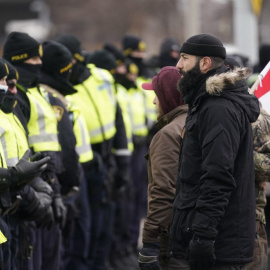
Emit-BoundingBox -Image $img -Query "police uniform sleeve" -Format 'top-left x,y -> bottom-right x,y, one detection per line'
112,102 -> 131,189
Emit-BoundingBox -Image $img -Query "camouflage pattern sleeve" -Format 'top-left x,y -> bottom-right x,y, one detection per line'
252,108 -> 270,183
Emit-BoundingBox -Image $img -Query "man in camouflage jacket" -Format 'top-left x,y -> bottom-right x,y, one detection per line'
247,106 -> 270,270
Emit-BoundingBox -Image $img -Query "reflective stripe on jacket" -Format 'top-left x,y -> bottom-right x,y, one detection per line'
26,87 -> 61,152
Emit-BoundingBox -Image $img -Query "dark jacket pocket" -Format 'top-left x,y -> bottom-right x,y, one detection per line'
202,124 -> 223,148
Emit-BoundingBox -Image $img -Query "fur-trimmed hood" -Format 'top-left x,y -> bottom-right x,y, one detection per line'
193,66 -> 260,123
206,67 -> 251,95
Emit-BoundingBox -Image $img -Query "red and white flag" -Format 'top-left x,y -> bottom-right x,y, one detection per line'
251,61 -> 270,114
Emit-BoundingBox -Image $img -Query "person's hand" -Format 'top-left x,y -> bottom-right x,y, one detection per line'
188,234 -> 216,270
35,205 -> 55,230
62,192 -> 80,239
53,194 -> 67,229
10,149 -> 50,189
138,243 -> 161,270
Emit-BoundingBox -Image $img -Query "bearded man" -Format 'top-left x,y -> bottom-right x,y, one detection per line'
169,34 -> 260,270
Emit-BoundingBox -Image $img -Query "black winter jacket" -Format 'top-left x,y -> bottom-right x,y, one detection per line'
170,66 -> 260,264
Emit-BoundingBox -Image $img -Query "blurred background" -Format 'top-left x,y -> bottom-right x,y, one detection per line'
0,0 -> 268,66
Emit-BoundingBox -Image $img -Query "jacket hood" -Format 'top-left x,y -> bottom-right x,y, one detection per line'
205,67 -> 260,123
155,104 -> 188,130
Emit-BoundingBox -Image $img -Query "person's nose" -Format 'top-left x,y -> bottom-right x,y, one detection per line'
176,58 -> 183,70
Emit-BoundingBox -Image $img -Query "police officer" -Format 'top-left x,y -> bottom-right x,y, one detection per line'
3,31 -> 65,270
56,34 -> 130,270
39,40 -> 93,270
88,48 -> 139,270
0,59 -> 56,270
122,34 -> 157,129
0,59 -> 51,269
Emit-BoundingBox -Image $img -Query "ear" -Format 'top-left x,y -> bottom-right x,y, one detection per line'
200,57 -> 212,73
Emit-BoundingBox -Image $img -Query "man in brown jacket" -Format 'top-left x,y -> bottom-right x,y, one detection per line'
138,66 -> 188,270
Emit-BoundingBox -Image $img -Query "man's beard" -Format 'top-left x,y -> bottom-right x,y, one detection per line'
177,60 -> 204,98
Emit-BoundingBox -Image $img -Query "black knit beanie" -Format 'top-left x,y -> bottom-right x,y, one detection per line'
42,41 -> 73,77
89,49 -> 117,73
104,43 -> 125,66
55,34 -> 85,63
3,31 -> 42,63
41,40 -> 76,95
159,37 -> 181,56
122,35 -> 146,56
0,59 -> 9,79
180,34 -> 226,59
2,59 -> 18,81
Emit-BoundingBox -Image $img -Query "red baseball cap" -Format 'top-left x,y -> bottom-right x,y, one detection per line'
142,66 -> 184,114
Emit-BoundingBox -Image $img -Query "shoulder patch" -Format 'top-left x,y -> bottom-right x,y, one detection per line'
52,105 -> 64,122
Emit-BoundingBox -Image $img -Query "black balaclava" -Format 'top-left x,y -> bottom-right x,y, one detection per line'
69,61 -> 90,85
122,34 -> 146,76
0,59 -> 16,113
15,63 -> 42,88
88,49 -> 116,74
159,37 -> 181,68
104,43 -> 125,67
116,59 -> 138,90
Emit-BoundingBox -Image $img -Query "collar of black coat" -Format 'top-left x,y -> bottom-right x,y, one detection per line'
189,66 -> 251,114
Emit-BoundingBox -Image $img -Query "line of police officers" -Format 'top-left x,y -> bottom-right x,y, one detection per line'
0,31 -> 181,270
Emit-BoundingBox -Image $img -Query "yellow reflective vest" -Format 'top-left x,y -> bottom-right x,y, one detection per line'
70,64 -> 116,144
0,143 -> 7,169
66,96 -> 94,163
25,86 -> 61,152
127,84 -> 148,137
0,110 -> 28,166
136,76 -> 157,129
116,83 -> 134,152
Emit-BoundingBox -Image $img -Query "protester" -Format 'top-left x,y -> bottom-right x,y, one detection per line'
170,33 -> 260,270
248,106 -> 270,270
225,56 -> 269,270
138,66 -> 187,270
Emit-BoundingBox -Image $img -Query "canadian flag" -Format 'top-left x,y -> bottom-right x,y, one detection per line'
251,61 -> 270,114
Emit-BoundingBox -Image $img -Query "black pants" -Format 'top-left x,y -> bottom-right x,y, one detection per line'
169,257 -> 246,270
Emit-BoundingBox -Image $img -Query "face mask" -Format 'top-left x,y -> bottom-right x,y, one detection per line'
128,56 -> 143,74
69,62 -> 88,85
114,73 -> 136,90
15,63 -> 42,88
0,91 -> 16,113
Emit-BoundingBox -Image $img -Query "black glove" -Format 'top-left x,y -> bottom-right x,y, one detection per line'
138,243 -> 161,270
36,205 -> 55,230
62,192 -> 80,240
53,194 -> 67,229
25,178 -> 53,220
19,188 -> 52,221
188,234 -> 216,270
10,149 -> 50,189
